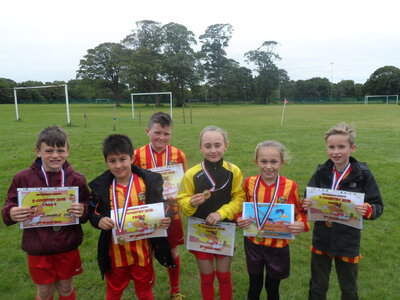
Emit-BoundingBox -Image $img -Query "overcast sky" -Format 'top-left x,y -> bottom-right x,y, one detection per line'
1,0 -> 399,84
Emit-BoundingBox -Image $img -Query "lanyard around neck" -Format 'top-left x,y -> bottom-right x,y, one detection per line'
149,144 -> 169,168
201,161 -> 232,192
41,166 -> 65,187
253,174 -> 280,231
112,175 -> 133,233
331,162 -> 351,190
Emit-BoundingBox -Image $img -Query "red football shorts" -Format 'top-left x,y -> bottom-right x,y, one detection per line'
28,249 -> 82,285
105,262 -> 155,300
167,214 -> 184,248
190,250 -> 229,261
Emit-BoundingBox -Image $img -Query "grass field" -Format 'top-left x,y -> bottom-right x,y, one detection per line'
0,103 -> 399,299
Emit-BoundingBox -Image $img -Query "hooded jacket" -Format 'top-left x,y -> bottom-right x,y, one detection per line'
2,158 -> 90,255
88,164 -> 175,278
307,157 -> 383,257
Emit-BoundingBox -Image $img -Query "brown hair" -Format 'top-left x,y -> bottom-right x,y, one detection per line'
35,126 -> 68,149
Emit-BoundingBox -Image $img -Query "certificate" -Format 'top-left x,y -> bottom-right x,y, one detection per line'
18,187 -> 79,229
306,187 -> 364,229
242,202 -> 295,240
150,164 -> 184,199
186,217 -> 236,256
111,202 -> 167,244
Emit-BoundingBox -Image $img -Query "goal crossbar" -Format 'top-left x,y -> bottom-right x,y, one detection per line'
13,84 -> 71,124
130,92 -> 172,119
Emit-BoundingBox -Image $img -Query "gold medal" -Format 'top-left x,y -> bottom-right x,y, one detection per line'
255,231 -> 264,243
117,237 -> 126,245
203,190 -> 211,199
53,226 -> 61,232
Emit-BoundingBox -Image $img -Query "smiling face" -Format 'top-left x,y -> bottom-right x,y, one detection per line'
199,131 -> 227,163
146,123 -> 172,152
106,153 -> 134,185
35,142 -> 70,172
255,146 -> 284,185
326,134 -> 356,171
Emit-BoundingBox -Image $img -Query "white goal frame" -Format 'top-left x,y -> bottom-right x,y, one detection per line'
364,94 -> 398,105
130,92 -> 172,119
95,98 -> 110,103
13,84 -> 71,124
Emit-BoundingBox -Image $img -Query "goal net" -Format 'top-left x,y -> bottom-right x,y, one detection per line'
364,95 -> 399,104
130,92 -> 173,119
13,84 -> 71,124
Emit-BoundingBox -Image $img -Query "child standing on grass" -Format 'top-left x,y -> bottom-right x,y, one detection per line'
302,122 -> 383,300
177,126 -> 245,300
88,134 -> 174,300
133,112 -> 187,300
1,126 -> 90,300
237,140 -> 309,300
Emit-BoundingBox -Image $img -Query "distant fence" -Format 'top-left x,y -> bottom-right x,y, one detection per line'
8,97 -> 400,105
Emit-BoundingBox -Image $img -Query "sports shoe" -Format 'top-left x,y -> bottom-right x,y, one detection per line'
170,292 -> 185,300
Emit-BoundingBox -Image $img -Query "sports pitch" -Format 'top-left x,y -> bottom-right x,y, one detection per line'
0,103 -> 398,299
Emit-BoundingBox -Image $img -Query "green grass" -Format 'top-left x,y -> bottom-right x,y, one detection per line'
0,103 -> 399,299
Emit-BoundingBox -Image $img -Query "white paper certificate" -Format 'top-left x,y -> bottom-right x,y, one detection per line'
186,217 -> 236,256
306,187 -> 364,229
111,202 -> 167,243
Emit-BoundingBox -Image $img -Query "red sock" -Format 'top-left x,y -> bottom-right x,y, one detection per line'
216,271 -> 232,300
59,288 -> 76,300
200,271 -> 215,300
168,256 -> 181,294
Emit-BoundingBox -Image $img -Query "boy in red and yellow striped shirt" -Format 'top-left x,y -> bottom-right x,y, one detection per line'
89,134 -> 174,300
134,112 -> 187,300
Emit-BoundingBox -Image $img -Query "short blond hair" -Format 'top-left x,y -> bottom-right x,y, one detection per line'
199,126 -> 228,146
254,140 -> 291,162
325,122 -> 356,146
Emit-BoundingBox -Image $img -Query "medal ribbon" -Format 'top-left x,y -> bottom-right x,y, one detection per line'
201,161 -> 232,192
41,166 -> 65,187
112,175 -> 134,233
331,162 -> 351,190
149,144 -> 169,168
253,174 -> 280,231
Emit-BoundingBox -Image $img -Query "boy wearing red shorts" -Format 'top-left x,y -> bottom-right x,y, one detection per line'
89,134 -> 175,300
2,126 -> 91,300
134,112 -> 187,300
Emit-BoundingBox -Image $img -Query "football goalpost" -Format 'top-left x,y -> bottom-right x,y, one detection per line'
364,95 -> 399,105
95,98 -> 110,103
130,92 -> 172,119
13,84 -> 71,124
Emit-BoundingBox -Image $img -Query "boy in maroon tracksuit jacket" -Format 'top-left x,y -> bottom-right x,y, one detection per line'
2,126 -> 91,300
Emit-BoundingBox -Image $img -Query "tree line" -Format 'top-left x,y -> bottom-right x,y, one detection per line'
1,20 -> 400,105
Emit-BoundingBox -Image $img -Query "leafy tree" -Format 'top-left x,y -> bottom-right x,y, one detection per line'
221,60 -> 254,102
122,20 -> 164,105
288,77 -> 330,100
334,80 -> 362,98
364,66 -> 400,96
278,69 -> 291,100
199,23 -> 234,105
0,78 -> 16,103
160,22 -> 198,106
245,41 -> 281,104
77,42 -> 128,106
67,79 -> 113,101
